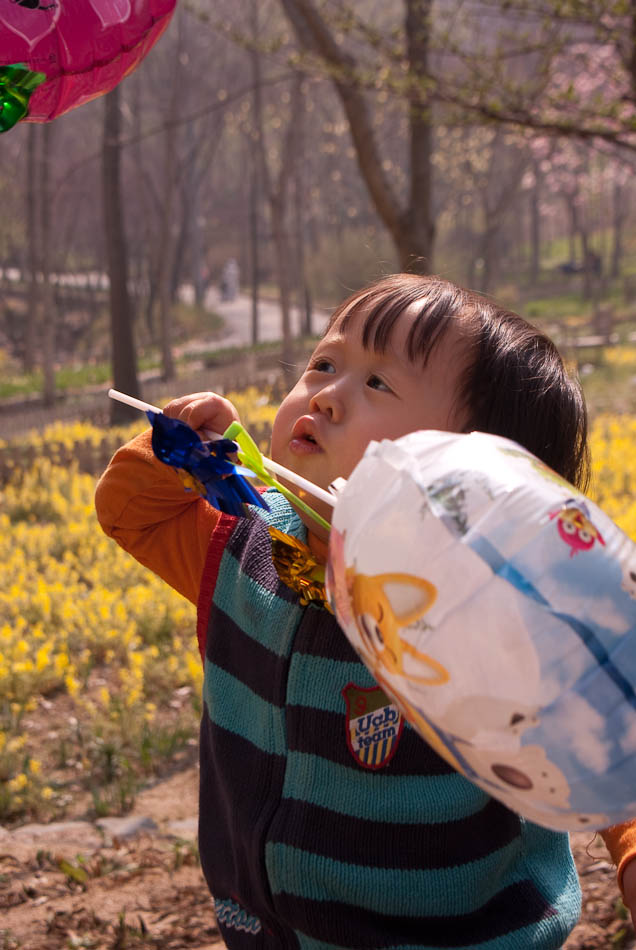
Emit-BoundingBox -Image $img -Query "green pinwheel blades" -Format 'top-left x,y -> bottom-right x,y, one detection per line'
222,420 -> 331,532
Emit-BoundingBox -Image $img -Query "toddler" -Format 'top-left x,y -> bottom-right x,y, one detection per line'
96,274 -> 636,949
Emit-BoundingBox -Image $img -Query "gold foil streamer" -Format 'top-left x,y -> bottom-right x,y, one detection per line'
268,526 -> 332,611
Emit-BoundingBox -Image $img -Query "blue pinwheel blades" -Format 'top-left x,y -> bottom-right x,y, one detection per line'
148,411 -> 202,467
147,410 -> 268,516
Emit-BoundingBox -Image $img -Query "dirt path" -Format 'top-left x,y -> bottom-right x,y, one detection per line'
2,764 -> 635,949
3,670 -> 632,950
1,767 -> 223,950
567,833 -> 636,949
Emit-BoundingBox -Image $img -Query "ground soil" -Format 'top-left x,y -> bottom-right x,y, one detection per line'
0,766 -> 223,950
1,764 -> 635,950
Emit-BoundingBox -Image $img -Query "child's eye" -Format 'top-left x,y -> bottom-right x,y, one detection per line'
311,358 -> 335,374
366,374 -> 392,392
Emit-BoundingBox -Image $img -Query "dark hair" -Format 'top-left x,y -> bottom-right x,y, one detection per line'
328,274 -> 590,490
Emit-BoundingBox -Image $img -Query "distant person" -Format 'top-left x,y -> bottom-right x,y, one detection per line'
220,257 -> 239,301
559,260 -> 583,275
95,274 -> 636,949
585,249 -> 602,277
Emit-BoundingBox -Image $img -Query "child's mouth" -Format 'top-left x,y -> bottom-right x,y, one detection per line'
289,433 -> 322,455
290,417 -> 323,454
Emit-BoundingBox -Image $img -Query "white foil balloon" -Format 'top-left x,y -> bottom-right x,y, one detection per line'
326,429 -> 636,831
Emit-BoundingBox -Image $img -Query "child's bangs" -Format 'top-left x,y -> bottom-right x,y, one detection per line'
334,288 -> 455,365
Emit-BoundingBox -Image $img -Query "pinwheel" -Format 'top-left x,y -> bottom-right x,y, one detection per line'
0,0 -> 176,132
146,409 -> 267,517
108,390 -> 333,527
326,429 -> 636,832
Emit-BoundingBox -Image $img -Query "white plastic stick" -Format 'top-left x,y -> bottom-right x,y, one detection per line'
262,457 -> 336,505
109,389 -> 162,414
108,389 -> 337,507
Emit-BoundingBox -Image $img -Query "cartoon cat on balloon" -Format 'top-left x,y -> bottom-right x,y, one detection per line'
328,449 -> 636,830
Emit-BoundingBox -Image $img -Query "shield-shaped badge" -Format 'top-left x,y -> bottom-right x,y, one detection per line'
342,682 -> 404,770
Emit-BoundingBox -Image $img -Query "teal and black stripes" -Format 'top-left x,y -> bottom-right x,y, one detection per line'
196,490 -> 581,949
286,651 -> 377,711
203,661 -> 287,756
213,556 -> 302,656
266,796 -> 521,870
267,839 -> 533,916
201,496 -> 305,754
280,749 -> 490,824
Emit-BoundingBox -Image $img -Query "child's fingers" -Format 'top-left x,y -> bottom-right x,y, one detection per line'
163,392 -> 240,434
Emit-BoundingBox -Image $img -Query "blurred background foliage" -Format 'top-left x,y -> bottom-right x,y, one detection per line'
0,0 -> 635,420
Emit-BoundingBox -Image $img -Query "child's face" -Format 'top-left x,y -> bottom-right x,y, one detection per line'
270,304 -> 469,535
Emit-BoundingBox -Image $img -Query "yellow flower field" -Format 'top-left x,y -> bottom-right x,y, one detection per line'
0,394 -> 634,822
0,387 -> 277,821
589,415 -> 636,540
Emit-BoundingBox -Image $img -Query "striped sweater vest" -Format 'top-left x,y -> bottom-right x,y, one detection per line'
196,489 -> 581,950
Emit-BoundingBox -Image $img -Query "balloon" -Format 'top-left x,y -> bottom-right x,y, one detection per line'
326,429 -> 636,831
0,0 -> 177,131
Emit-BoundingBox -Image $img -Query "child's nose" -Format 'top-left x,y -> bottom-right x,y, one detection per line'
309,383 -> 344,422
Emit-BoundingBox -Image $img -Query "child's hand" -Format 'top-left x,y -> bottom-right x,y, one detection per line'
163,392 -> 241,438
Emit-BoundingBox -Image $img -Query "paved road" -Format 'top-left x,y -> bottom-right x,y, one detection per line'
178,287 -> 330,355
0,289 -> 330,438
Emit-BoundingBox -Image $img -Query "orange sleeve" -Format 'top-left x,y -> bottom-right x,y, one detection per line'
600,822 -> 636,893
94,429 -> 221,604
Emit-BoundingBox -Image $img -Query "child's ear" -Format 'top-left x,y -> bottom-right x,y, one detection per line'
379,574 -> 437,625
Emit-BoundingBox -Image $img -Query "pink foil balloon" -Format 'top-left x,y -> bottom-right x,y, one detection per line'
0,0 -> 176,129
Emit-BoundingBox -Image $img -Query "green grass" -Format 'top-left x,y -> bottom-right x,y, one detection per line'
170,300 -> 224,339
0,333 -> 319,401
522,292 -> 593,322
198,335 -> 320,367
0,371 -> 42,400
579,358 -> 636,416
537,229 -> 636,276
0,355 -> 157,400
0,299 -> 226,400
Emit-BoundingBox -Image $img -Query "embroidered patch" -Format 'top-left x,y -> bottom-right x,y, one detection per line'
214,897 -> 262,935
342,682 -> 404,770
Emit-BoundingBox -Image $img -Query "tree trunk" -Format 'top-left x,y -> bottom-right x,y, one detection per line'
131,79 -> 155,343
529,169 -> 541,284
270,191 -> 294,380
102,85 -> 140,424
155,14 -> 183,381
264,75 -> 305,385
279,0 -> 435,272
610,180 -> 627,279
630,0 -> 636,104
170,209 -> 189,304
171,126 -> 200,304
403,0 -> 434,272
37,123 -> 56,407
157,124 -> 177,381
479,228 -> 497,294
475,137 -> 528,294
185,119 -> 206,308
249,147 -> 261,346
249,0 -> 262,346
24,126 -> 38,374
293,142 -> 311,336
252,26 -> 305,385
